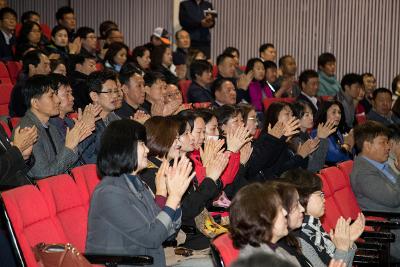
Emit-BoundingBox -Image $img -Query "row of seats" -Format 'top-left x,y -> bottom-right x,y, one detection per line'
1,164 -> 153,266
210,160 -> 396,267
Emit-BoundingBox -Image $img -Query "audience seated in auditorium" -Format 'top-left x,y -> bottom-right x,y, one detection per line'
336,73 -> 363,129
263,60 -> 280,96
131,45 -> 151,75
76,26 -> 100,61
223,46 -> 244,78
311,101 -> 354,165
50,57 -> 67,76
187,59 -> 214,103
0,7 -> 16,61
317,53 -> 341,96
173,29 -> 190,80
351,121 -> 400,258
282,169 -> 364,267
296,70 -> 321,116
9,50 -> 51,117
274,55 -> 299,97
103,28 -> 124,49
367,88 -> 400,126
359,72 -> 376,113
103,41 -> 128,73
55,6 -> 76,42
45,25 -> 79,61
15,21 -> 43,60
150,45 -> 179,85
14,75 -> 89,179
211,78 -> 237,107
236,103 -> 259,138
69,53 -> 97,110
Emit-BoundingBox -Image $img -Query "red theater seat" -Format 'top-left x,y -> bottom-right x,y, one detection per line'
5,61 -> 22,85
0,120 -> 11,137
337,160 -> 353,181
210,233 -> 239,267
70,164 -> 100,206
178,80 -> 191,103
0,83 -> 13,116
263,97 -> 295,111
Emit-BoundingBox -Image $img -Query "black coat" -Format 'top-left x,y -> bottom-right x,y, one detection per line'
187,81 -> 213,103
69,70 -> 90,110
0,31 -> 15,61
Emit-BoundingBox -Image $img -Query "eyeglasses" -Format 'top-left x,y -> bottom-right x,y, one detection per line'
313,191 -> 325,198
98,89 -> 120,96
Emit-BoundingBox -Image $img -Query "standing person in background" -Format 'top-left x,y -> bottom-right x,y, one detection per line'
0,7 -> 17,61
179,0 -> 216,59
259,43 -> 277,62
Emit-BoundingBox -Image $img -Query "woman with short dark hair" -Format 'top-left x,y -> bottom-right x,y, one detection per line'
230,183 -> 300,266
86,119 -> 194,267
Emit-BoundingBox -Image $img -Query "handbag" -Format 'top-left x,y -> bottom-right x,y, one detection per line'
33,243 -> 91,267
194,208 -> 228,238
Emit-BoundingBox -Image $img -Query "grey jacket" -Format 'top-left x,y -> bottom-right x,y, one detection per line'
13,110 -> 79,179
85,174 -> 181,267
350,155 -> 400,212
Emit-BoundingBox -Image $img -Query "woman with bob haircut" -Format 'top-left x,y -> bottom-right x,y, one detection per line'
281,169 -> 365,267
310,101 -> 354,166
229,182 -> 300,266
85,119 -> 195,266
103,42 -> 129,73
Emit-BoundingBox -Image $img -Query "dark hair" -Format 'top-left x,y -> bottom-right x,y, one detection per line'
87,70 -> 117,93
372,87 -> 392,100
177,109 -> 197,129
340,73 -> 363,91
76,26 -> 95,39
269,181 -> 302,253
259,43 -> 275,55
291,101 -> 312,120
50,58 -> 66,73
133,45 -> 149,60
223,46 -> 240,58
174,29 -> 187,40
391,75 -> 400,96
144,116 -> 185,158
281,168 -> 322,209
104,28 -> 121,40
17,21 -> 41,45
263,60 -> 277,70
97,119 -> 146,178
21,10 -> 40,23
353,121 -> 390,151
315,100 -> 347,133
298,69 -> 318,90
99,20 -> 118,39
231,252 -> 296,267
51,25 -> 68,38
48,72 -> 70,90
22,74 -> 53,108
361,72 -> 374,80
0,7 -> 17,20
317,53 -> 336,68
55,6 -> 74,21
104,42 -> 129,66
388,124 -> 400,142
150,45 -> 169,69
119,66 -> 142,85
195,108 -> 216,124
230,183 -> 282,249
237,103 -> 255,123
245,58 -> 264,74
278,55 -> 292,68
211,78 -> 233,97
22,50 -> 45,73
393,97 -> 400,118
70,53 -> 96,70
214,104 -> 239,129
190,59 -> 212,81
186,48 -> 205,67
143,71 -> 165,87
264,102 -> 292,128
216,53 -> 234,66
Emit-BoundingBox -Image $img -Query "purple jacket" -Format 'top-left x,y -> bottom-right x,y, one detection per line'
248,81 -> 273,111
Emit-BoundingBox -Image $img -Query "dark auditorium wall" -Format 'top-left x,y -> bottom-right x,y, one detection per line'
11,0 -> 399,88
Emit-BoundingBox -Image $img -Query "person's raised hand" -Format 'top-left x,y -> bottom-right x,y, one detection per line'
267,121 -> 285,139
69,37 -> 81,54
237,71 -> 254,90
283,117 -> 300,137
328,259 -> 346,267
296,138 -> 320,158
155,160 -> 169,197
12,126 -> 38,153
317,120 -> 337,139
349,213 -> 365,243
165,156 -> 196,208
205,152 -> 229,181
330,217 -> 351,251
200,139 -> 225,168
343,129 -> 355,150
131,110 -> 151,124
226,126 -> 252,153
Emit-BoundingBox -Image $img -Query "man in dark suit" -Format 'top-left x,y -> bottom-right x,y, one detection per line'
351,121 -> 400,259
187,59 -> 213,103
0,7 -> 17,61
296,69 -> 321,116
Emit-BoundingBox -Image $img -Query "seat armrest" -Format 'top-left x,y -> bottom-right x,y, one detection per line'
363,210 -> 400,219
84,253 -> 153,266
365,219 -> 400,229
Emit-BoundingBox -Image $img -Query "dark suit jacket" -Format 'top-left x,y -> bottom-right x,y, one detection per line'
187,81 -> 213,103
296,93 -> 320,116
0,31 -> 15,61
69,70 -> 91,110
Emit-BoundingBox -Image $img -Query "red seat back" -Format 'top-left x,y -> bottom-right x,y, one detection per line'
318,174 -> 343,232
1,185 -> 68,267
70,164 -> 100,206
263,97 -> 295,111
5,61 -> 22,85
320,166 -> 361,220
0,83 -> 13,116
40,24 -> 51,40
211,233 -> 239,267
212,65 -> 218,78
178,80 -> 191,103
337,160 -> 354,181
37,174 -> 88,252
